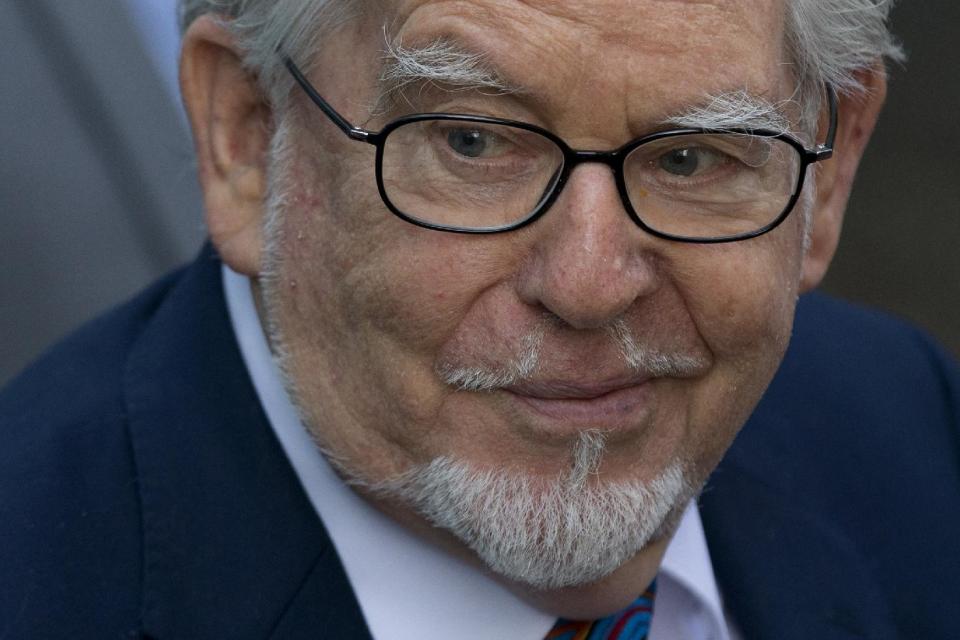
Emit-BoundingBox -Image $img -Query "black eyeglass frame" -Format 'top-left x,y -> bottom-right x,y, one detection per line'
284,57 -> 838,243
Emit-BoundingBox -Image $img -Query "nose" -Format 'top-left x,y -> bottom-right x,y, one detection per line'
515,164 -> 661,329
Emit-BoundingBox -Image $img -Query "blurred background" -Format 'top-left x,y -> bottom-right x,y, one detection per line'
821,2 -> 960,359
1,0 -> 957,387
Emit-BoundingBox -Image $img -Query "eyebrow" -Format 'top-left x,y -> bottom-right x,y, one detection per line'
374,34 -> 520,114
374,33 -> 798,137
661,90 -> 798,136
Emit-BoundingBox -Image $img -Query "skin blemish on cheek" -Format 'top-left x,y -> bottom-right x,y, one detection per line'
287,188 -> 326,210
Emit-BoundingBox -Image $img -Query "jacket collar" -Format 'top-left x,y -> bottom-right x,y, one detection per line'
124,247 -> 371,639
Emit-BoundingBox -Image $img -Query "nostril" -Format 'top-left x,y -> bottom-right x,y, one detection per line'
516,249 -> 661,331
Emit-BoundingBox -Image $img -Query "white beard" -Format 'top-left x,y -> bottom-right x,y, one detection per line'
357,432 -> 694,590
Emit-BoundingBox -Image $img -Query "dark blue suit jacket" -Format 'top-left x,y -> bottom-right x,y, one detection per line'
2,247 -> 958,639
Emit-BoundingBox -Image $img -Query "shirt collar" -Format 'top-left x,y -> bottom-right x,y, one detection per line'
655,503 -> 733,640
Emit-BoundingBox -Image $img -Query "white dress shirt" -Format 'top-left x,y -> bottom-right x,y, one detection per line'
223,265 -> 739,640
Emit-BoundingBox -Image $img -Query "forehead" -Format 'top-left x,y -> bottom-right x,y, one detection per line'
386,0 -> 789,121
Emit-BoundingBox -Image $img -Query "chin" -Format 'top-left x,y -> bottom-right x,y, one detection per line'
355,444 -> 699,591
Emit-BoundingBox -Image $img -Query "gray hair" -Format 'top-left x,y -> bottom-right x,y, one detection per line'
787,0 -> 905,126
179,0 -> 903,117
178,0 -> 361,108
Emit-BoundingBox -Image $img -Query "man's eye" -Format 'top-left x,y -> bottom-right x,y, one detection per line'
658,147 -> 725,177
446,128 -> 501,159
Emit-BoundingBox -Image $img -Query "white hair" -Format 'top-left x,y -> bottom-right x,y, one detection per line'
354,435 -> 695,589
178,0 -> 904,118
376,36 -> 517,110
178,0 -> 362,108
438,318 -> 705,392
666,90 -> 796,136
787,0 -> 905,126
436,321 -> 545,392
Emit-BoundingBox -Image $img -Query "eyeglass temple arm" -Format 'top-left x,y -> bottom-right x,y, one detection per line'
816,84 -> 839,161
283,57 -> 373,143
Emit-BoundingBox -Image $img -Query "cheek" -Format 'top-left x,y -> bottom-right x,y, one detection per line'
675,232 -> 804,467
271,161 -> 526,458
318,166 -> 526,353
688,226 -> 804,355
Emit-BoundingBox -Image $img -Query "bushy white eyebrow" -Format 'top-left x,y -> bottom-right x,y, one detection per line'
375,34 -> 518,113
375,33 -> 800,139
662,90 -> 798,137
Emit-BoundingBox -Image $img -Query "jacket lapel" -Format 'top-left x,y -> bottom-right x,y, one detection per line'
124,247 -> 371,639
700,457 -> 896,640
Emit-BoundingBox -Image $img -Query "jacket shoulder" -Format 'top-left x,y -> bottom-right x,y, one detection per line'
0,268 -> 184,636
727,292 -> 960,636
748,291 -> 959,506
774,292 -> 959,439
1,269 -> 182,422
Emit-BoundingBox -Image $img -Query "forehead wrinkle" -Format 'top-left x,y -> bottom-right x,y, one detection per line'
384,6 -> 588,119
392,0 -> 781,64
393,0 -> 604,78
386,0 -> 789,137
508,0 -> 760,51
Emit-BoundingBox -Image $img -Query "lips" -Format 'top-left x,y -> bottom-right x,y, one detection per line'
503,376 -> 655,431
506,376 -> 652,400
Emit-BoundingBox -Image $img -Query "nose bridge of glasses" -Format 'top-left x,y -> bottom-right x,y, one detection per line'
567,148 -> 623,170
552,147 -> 626,203
549,148 -> 639,230
547,147 -> 634,228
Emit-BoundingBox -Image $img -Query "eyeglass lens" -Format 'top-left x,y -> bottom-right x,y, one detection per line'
380,119 -> 803,238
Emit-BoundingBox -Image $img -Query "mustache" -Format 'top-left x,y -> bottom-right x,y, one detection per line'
436,318 -> 706,392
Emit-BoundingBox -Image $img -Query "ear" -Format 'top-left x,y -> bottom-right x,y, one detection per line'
799,65 -> 887,292
180,15 -> 272,276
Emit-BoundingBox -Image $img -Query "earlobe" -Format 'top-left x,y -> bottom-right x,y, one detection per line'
180,16 -> 272,276
799,66 -> 888,292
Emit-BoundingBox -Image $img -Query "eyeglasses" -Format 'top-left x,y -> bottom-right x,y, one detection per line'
284,58 -> 837,243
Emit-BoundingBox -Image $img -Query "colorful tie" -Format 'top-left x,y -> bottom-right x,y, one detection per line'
545,582 -> 656,640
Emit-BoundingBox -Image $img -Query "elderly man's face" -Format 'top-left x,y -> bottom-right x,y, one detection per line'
257,0 -> 807,609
